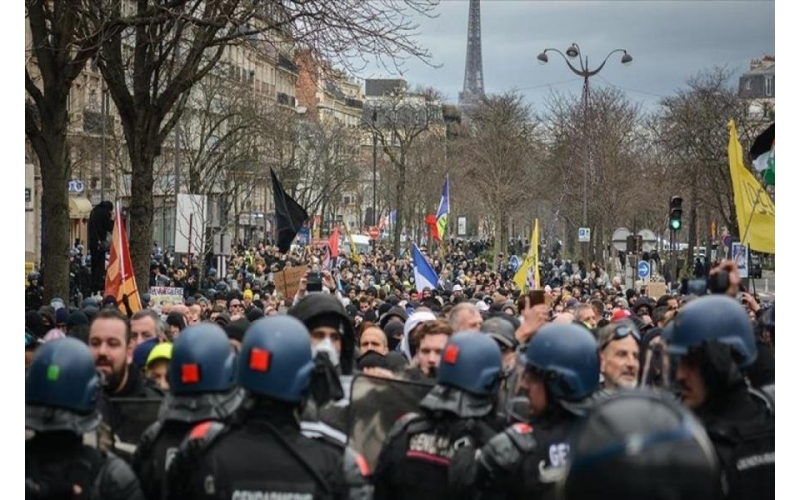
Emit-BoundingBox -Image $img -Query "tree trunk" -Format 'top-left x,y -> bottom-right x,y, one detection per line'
38,131 -> 71,303
493,209 -> 505,271
128,134 -> 157,294
392,154 -> 406,256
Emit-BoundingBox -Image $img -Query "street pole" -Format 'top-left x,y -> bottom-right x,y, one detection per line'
536,43 -> 632,263
582,69 -> 589,230
372,110 -> 378,252
174,120 -> 181,252
101,82 -> 108,203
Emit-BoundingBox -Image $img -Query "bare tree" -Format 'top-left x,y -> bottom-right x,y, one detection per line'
651,67 -> 765,267
89,0 -> 437,290
25,0 -> 120,301
460,92 -> 540,267
365,86 -> 444,254
539,87 -> 655,263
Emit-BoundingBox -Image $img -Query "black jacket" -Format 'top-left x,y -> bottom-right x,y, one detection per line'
373,410 -> 501,500
27,431 -> 145,500
166,404 -> 347,499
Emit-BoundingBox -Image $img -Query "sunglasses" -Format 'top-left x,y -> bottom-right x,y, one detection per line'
230,303 -> 243,309
600,324 -> 641,351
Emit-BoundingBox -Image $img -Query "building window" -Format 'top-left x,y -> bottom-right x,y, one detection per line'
745,79 -> 752,91
765,76 -> 773,97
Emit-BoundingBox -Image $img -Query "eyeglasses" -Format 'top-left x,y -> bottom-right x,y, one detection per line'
600,324 -> 641,351
230,303 -> 243,309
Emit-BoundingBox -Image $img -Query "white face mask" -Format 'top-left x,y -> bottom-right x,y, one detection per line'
312,337 -> 340,368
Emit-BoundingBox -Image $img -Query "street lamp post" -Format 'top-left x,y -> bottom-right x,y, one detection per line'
537,43 -> 632,255
372,109 -> 378,251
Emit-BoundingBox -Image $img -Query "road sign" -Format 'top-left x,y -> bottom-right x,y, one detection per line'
637,229 -> 657,252
578,227 -> 591,242
638,260 -> 650,279
369,226 -> 380,240
612,227 -> 631,252
509,255 -> 521,272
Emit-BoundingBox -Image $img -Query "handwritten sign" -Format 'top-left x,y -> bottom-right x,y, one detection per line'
645,282 -> 667,299
149,287 -> 184,309
274,265 -> 307,299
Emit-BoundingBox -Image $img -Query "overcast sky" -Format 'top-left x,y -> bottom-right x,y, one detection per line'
353,0 -> 775,112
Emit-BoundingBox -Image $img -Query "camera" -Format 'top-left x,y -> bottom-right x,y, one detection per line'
306,272 -> 323,292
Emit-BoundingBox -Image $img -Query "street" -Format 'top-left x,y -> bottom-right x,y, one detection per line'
749,270 -> 775,302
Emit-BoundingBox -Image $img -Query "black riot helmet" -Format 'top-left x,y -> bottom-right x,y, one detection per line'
562,390 -> 719,500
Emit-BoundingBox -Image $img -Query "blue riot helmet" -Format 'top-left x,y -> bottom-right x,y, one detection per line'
523,323 -> 600,402
436,332 -> 503,396
208,267 -> 217,278
237,316 -> 314,404
216,281 -> 229,293
26,337 -> 101,434
140,292 -> 152,308
419,332 -> 504,419
162,323 -> 243,422
664,295 -> 756,367
563,391 -> 719,500
28,271 -> 41,283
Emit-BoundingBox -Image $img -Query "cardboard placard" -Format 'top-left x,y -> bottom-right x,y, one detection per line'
645,282 -> 667,299
274,265 -> 308,299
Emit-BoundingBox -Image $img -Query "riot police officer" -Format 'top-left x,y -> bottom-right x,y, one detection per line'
289,294 -> 372,498
664,294 -> 774,500
26,270 -> 44,312
26,337 -> 145,499
373,332 -> 509,500
132,323 -> 244,500
165,316 -> 347,499
562,390 -> 720,500
455,323 -> 600,500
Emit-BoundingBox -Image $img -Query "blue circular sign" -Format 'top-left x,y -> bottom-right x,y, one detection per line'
637,260 -> 650,279
509,255 -> 521,272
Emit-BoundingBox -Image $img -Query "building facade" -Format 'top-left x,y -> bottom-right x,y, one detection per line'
738,56 -> 775,120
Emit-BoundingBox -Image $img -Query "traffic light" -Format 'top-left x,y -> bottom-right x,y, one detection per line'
669,196 -> 683,231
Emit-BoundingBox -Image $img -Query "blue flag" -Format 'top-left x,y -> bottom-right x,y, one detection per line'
412,243 -> 439,292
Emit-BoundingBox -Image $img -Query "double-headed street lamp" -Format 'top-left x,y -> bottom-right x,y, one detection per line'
537,43 -> 632,239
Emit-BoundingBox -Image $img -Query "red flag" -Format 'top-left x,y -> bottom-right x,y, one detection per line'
328,226 -> 340,258
425,214 -> 440,242
104,203 -> 143,314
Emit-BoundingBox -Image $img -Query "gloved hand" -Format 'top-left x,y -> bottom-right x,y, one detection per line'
309,352 -> 344,407
26,477 -> 82,498
477,423 -> 537,479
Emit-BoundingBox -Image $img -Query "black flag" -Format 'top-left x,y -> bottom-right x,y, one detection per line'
271,168 -> 308,253
749,123 -> 774,160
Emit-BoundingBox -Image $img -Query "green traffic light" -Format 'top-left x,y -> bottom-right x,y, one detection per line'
670,219 -> 682,230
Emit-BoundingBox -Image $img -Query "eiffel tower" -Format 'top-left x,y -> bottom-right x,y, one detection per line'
459,0 -> 485,105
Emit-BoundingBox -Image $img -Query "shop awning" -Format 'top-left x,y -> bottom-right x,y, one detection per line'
69,197 -> 92,219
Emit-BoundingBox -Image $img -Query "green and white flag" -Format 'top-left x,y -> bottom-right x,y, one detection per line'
750,123 -> 775,186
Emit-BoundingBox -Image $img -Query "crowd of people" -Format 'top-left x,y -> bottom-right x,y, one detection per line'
25,239 -> 775,499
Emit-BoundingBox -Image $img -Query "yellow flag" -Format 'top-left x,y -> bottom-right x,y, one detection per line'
514,219 -> 540,292
728,120 -> 775,254
341,223 -> 363,266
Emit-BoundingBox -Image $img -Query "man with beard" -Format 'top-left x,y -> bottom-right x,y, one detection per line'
88,308 -> 163,399
597,320 -> 641,390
